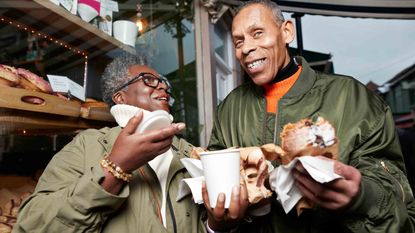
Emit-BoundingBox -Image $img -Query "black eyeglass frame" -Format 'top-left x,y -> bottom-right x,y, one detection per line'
114,72 -> 172,94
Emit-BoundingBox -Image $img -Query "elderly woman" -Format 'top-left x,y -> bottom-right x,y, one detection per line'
13,54 -> 248,233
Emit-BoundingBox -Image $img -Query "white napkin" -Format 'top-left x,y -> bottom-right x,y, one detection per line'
269,156 -> 343,213
176,158 -> 205,203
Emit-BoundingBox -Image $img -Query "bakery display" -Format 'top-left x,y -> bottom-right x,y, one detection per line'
0,182 -> 35,233
0,64 -> 115,121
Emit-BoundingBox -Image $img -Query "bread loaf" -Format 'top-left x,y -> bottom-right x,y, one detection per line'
0,65 -> 20,87
17,68 -> 53,94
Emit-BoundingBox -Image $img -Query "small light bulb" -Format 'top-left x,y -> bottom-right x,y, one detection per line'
136,20 -> 143,32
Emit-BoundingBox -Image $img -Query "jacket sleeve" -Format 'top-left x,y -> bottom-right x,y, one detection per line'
13,133 -> 129,233
342,104 -> 415,233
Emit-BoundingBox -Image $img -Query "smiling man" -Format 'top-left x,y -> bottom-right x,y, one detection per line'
13,54 -> 248,233
208,0 -> 415,232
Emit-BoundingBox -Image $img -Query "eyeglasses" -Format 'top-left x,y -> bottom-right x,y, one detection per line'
115,72 -> 171,93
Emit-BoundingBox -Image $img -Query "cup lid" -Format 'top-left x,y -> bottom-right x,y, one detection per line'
137,110 -> 173,133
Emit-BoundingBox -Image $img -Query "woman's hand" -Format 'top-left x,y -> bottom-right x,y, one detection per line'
110,110 -> 185,173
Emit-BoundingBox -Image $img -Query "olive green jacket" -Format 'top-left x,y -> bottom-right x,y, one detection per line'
208,57 -> 415,233
13,127 -> 207,233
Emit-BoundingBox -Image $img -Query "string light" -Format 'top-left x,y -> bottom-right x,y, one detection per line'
0,15 -> 87,57
135,3 -> 146,33
0,15 -> 89,102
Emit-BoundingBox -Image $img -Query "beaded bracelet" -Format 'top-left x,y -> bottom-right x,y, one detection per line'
100,155 -> 133,182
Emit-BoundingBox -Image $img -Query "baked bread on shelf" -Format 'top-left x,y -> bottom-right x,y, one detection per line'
0,65 -> 20,87
17,68 -> 53,94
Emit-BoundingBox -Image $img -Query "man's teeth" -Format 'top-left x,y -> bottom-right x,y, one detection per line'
247,59 -> 265,69
158,97 -> 168,101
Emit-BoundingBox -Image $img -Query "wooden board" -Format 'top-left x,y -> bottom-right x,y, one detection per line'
0,86 -> 81,117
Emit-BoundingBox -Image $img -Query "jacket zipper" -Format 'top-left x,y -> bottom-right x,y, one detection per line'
262,99 -> 267,144
380,161 -> 405,202
167,192 -> 177,233
262,97 -> 280,144
273,99 -> 281,144
273,100 -> 279,144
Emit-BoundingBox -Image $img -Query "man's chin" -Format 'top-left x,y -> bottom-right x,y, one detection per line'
252,76 -> 271,86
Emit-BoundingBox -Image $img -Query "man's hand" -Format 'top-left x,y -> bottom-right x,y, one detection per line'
292,159 -> 362,210
202,182 -> 249,231
110,110 -> 185,173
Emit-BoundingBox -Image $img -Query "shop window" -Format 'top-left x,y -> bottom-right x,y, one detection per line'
134,9 -> 199,145
213,19 -> 236,104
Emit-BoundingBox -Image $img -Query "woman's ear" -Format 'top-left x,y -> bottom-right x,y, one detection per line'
112,91 -> 126,104
281,20 -> 295,44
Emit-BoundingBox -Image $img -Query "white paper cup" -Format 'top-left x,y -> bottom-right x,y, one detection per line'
200,149 -> 240,208
113,20 -> 138,47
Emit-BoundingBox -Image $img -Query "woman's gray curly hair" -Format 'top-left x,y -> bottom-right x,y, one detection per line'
101,53 -> 147,106
235,0 -> 285,25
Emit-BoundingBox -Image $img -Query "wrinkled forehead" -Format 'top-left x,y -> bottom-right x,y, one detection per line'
232,4 -> 274,34
127,64 -> 159,78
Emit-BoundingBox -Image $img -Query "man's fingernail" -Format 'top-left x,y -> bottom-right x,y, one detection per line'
218,193 -> 225,202
176,123 -> 186,130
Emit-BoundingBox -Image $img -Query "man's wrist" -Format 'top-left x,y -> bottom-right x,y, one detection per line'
205,220 -> 239,233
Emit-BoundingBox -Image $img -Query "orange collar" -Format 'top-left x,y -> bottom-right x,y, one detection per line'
263,66 -> 302,113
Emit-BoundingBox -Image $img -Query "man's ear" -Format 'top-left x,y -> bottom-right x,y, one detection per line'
281,20 -> 295,44
112,91 -> 126,104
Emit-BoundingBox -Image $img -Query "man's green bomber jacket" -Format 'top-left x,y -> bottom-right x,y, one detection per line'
209,57 -> 415,233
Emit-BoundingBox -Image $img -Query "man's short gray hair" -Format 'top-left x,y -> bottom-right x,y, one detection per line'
101,53 -> 147,106
235,0 -> 285,25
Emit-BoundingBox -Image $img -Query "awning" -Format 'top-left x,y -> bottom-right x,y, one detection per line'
274,0 -> 415,19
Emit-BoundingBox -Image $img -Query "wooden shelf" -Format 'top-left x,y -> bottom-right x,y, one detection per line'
0,0 -> 136,58
0,109 -> 111,134
0,86 -> 81,117
0,87 -> 115,134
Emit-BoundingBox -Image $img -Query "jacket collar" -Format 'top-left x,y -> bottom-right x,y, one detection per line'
168,137 -> 193,180
251,56 -> 316,99
283,56 -> 316,99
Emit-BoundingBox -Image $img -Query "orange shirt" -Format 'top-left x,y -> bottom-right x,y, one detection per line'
263,66 -> 302,113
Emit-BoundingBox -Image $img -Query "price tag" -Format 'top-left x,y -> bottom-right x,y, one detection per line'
47,74 -> 85,101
